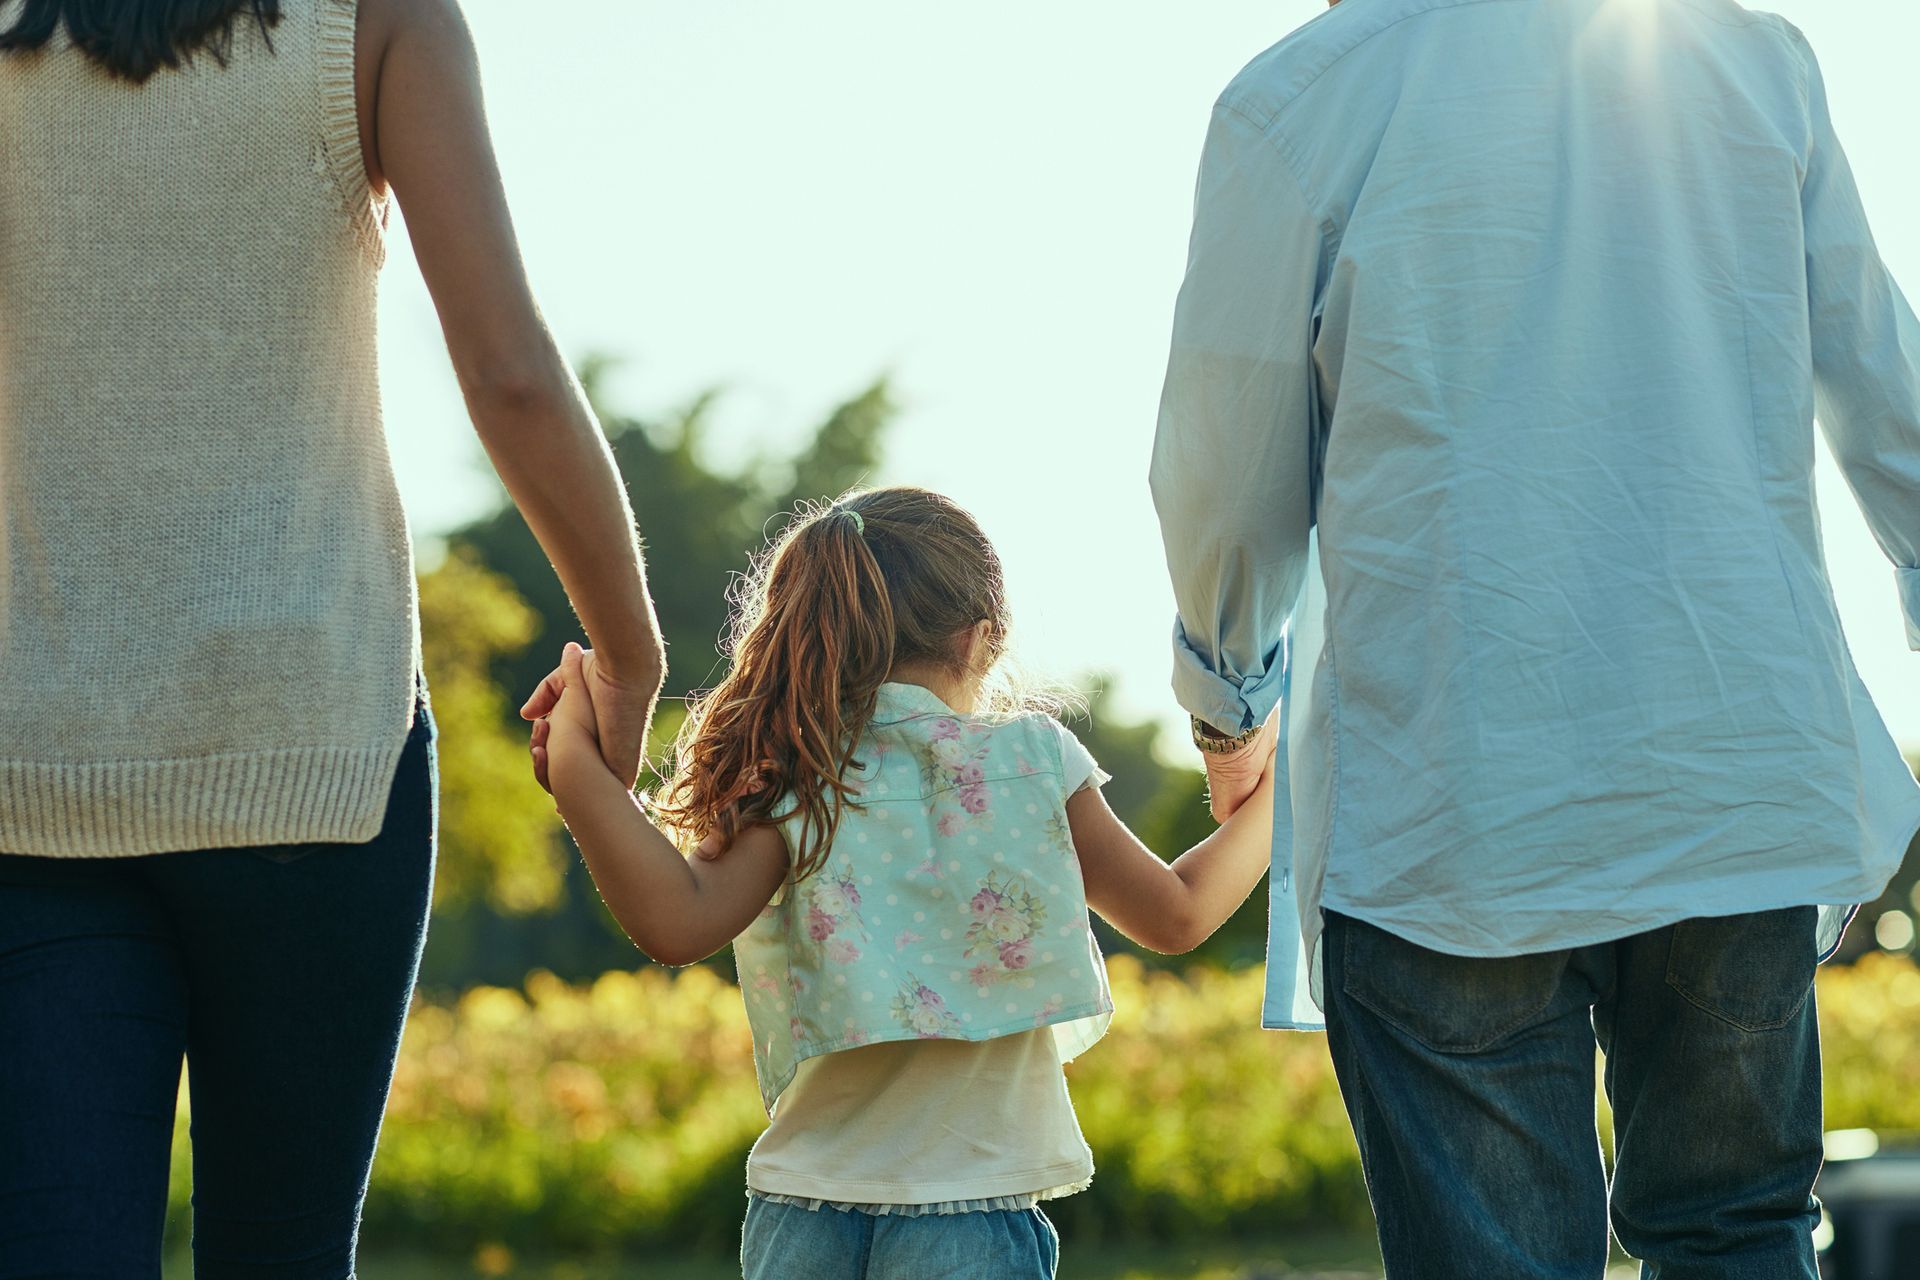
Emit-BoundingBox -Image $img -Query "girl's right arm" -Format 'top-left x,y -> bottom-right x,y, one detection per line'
1068,738 -> 1277,955
541,647 -> 789,967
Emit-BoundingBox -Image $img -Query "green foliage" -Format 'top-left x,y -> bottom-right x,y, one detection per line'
161,952 -> 1920,1260
453,369 -> 895,709
416,372 -> 898,987
420,367 -> 1278,985
1817,951 -> 1920,1131
419,548 -> 563,915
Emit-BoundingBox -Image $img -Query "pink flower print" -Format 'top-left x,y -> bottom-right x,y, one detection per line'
962,871 -> 1049,980
790,1016 -> 808,1042
847,1029 -> 870,1046
825,938 -> 861,965
956,761 -> 985,787
1033,995 -> 1065,1026
985,906 -> 1027,943
936,813 -> 964,837
911,856 -> 944,880
930,718 -> 962,741
892,975 -> 962,1037
969,963 -> 995,990
752,973 -> 780,997
959,786 -> 990,815
842,881 -> 861,907
894,929 -> 923,952
806,907 -> 835,942
910,985 -> 953,1036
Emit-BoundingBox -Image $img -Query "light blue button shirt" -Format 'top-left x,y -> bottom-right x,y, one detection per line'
1150,0 -> 1920,1029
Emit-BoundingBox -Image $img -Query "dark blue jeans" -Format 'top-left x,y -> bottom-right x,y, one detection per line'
0,704 -> 437,1279
1325,907 -> 1823,1280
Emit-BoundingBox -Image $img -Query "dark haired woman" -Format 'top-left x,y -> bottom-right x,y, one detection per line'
0,0 -> 664,1273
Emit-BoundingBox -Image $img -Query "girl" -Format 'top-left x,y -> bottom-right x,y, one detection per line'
533,486 -> 1276,1280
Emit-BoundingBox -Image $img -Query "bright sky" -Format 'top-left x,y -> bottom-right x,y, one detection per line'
381,0 -> 1920,752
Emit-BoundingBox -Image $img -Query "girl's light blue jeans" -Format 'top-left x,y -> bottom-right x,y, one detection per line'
742,1195 -> 1060,1280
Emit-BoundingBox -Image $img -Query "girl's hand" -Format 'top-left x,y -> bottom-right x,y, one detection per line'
531,642 -> 604,792
522,643 -> 659,791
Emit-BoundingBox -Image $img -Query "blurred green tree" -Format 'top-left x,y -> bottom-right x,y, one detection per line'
415,365 -> 1265,989
416,547 -> 562,915
417,371 -> 912,987
453,364 -> 895,710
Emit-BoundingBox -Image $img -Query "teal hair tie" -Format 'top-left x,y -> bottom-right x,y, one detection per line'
842,508 -> 866,536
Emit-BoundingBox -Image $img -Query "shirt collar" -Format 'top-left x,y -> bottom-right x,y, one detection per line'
872,681 -> 963,724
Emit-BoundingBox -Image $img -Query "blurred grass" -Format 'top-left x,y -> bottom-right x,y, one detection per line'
166,1235 -> 1388,1279
160,952 -> 1920,1265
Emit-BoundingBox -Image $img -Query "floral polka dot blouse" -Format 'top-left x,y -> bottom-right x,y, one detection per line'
733,682 -> 1115,1113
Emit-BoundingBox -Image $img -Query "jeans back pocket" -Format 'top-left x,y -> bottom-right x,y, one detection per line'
1337,914 -> 1570,1054
1663,907 -> 1817,1032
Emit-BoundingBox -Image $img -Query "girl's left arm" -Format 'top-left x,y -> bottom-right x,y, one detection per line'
541,648 -> 789,967
1068,755 -> 1276,955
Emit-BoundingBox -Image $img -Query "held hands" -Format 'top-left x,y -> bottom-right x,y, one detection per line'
522,642 -> 659,792
1203,708 -> 1281,824
526,642 -> 606,793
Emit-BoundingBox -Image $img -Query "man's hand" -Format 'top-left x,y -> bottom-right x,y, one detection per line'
1202,709 -> 1281,823
522,643 -> 662,792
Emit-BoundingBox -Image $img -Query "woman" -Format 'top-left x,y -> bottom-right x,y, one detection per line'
0,0 -> 662,1273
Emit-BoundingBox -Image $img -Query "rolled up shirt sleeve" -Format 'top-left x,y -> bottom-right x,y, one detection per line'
1150,101 -> 1326,732
1796,37 -> 1920,650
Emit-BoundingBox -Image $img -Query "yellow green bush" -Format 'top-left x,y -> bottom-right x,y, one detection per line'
164,953 -> 1920,1254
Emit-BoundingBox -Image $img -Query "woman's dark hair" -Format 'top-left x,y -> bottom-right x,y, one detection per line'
0,0 -> 281,83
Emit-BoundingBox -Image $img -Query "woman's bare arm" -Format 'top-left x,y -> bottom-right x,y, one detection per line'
358,0 -> 664,783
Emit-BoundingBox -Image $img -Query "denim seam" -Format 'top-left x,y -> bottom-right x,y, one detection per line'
1660,972 -> 1812,1033
856,1204 -> 875,1274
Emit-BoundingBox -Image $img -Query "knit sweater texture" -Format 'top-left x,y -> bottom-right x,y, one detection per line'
0,0 -> 419,856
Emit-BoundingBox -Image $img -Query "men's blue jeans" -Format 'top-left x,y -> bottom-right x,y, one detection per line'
0,702 -> 437,1279
1323,907 -> 1823,1280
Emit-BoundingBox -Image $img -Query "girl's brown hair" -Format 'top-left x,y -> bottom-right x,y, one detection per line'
654,486 -> 1010,880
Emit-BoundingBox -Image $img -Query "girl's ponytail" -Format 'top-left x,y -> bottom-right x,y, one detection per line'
657,488 -> 1012,880
659,502 -> 894,879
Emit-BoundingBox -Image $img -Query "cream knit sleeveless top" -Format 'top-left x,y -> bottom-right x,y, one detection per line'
0,0 -> 420,857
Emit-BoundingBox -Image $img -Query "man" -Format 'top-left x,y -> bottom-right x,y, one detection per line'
1151,0 -> 1920,1275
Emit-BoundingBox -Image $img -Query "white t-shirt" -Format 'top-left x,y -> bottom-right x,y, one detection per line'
745,725 -> 1107,1210
745,1028 -> 1093,1210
